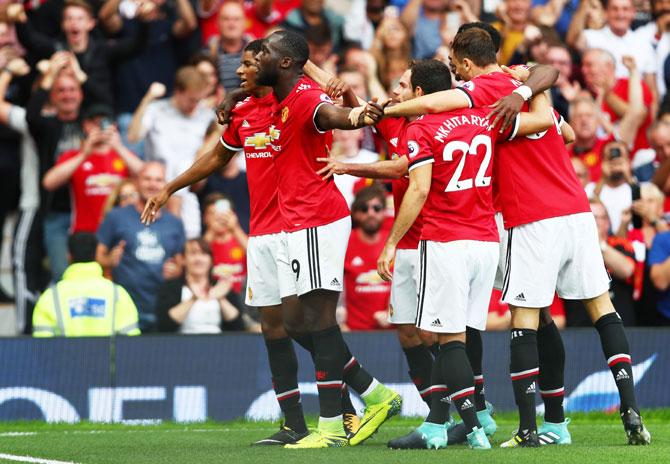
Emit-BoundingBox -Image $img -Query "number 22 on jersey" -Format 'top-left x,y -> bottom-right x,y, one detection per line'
441,134 -> 492,192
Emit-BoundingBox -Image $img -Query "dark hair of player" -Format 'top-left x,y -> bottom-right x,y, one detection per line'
457,21 -> 502,53
451,28 -> 497,67
272,30 -> 310,68
409,59 -> 452,95
68,232 -> 98,263
245,39 -> 264,55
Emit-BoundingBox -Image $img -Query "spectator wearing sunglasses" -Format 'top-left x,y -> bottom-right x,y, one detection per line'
341,184 -> 392,331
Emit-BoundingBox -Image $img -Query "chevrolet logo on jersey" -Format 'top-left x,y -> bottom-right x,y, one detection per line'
244,125 -> 281,149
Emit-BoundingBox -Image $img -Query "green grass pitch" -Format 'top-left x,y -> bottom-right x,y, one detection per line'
0,411 -> 668,464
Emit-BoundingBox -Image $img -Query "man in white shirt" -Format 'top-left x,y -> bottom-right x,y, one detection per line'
128,67 -> 214,238
575,0 -> 657,98
634,0 -> 670,100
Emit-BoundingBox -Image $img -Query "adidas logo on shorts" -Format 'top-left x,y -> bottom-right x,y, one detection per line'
515,292 -> 526,302
526,382 -> 536,394
330,278 -> 341,286
430,318 -> 442,328
460,399 -> 474,410
615,369 -> 630,381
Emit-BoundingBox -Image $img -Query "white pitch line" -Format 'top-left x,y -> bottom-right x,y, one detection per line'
0,433 -> 37,437
0,453 -> 79,464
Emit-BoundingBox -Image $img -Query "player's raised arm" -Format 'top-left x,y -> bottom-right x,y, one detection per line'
303,60 -> 364,108
382,88 -> 470,118
316,156 -> 408,181
378,163 -> 431,281
140,142 -> 236,224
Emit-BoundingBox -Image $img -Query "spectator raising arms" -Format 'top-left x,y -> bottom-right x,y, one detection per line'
27,52 -> 85,281
9,0 -> 155,106
156,238 -> 243,334
128,67 -> 214,238
42,103 -> 143,233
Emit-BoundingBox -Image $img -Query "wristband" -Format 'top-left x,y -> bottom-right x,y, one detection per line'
512,85 -> 532,101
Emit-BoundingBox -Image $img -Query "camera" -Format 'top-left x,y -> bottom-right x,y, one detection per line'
608,147 -> 622,159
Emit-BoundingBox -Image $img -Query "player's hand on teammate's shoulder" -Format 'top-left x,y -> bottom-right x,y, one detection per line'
488,92 -> 524,133
216,88 -> 248,125
140,189 -> 170,225
501,65 -> 530,83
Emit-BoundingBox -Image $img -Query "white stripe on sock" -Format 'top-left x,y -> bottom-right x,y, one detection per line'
360,379 -> 380,398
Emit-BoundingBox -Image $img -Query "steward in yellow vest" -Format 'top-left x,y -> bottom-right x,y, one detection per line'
32,233 -> 140,337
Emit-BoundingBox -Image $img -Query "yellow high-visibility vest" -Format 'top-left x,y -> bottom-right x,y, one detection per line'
32,262 -> 140,337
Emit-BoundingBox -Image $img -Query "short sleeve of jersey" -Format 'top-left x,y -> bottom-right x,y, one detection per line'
300,89 -> 334,134
507,107 -> 562,142
405,122 -> 434,172
55,149 -> 79,165
221,102 -> 246,151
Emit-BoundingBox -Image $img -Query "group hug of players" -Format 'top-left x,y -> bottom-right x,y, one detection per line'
141,22 -> 652,449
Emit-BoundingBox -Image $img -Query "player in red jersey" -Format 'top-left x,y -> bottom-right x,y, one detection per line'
385,26 -> 650,446
375,60 -> 553,451
317,59 -> 501,446
141,41 -> 367,447
254,30 -> 401,449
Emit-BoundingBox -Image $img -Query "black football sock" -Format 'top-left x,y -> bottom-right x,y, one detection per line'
342,346 -> 374,394
312,325 -> 347,420
264,337 -> 307,433
425,345 -> 451,425
403,344 -> 434,407
439,341 -> 480,433
292,333 -> 315,357
537,321 -> 566,423
465,327 -> 486,411
510,329 -> 539,434
595,312 -> 639,414
341,385 -> 356,415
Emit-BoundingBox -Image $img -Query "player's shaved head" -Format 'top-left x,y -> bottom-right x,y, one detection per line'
269,29 -> 310,68
410,59 -> 452,95
452,28 -> 497,67
457,21 -> 502,52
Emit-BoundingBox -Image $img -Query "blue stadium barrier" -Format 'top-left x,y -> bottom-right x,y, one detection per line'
0,329 -> 668,423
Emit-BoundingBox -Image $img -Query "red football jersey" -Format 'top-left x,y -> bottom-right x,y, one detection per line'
222,93 -> 283,237
271,77 -> 350,231
244,0 -> 299,39
344,229 -> 392,330
404,108 -> 502,243
211,237 -> 247,294
603,79 -> 653,157
374,117 -> 423,250
57,149 -> 129,233
457,72 -> 590,229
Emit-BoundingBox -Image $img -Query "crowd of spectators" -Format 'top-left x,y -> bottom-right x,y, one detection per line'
3,0 -> 670,336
